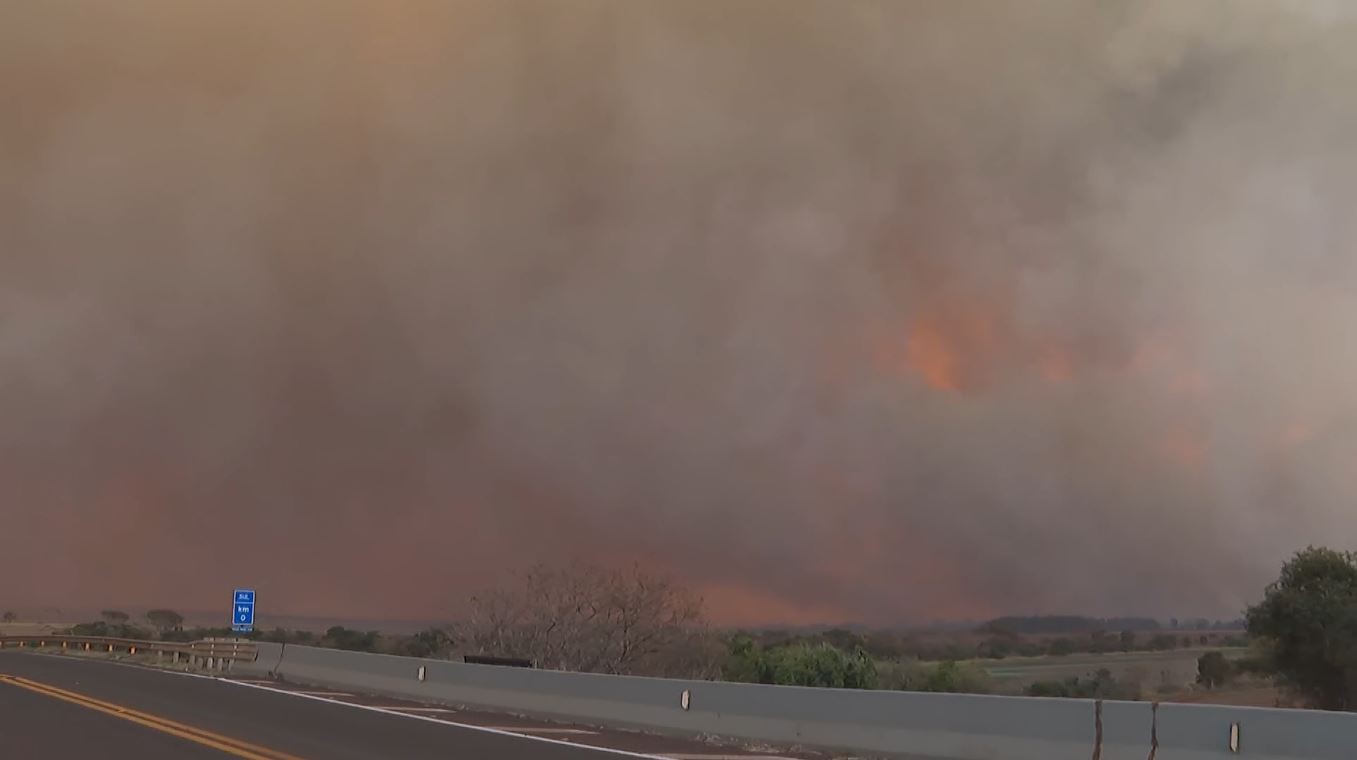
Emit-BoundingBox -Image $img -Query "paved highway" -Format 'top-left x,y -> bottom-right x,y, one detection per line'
0,651 -> 820,759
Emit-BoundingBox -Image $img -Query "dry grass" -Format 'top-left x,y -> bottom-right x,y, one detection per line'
976,647 -> 1249,695
0,622 -> 63,637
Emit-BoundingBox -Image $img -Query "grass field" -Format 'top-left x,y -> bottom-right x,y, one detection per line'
977,647 -> 1250,694
0,622 -> 64,637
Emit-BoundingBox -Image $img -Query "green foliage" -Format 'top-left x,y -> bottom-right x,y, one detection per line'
323,626 -> 380,653
1197,651 -> 1233,689
1089,630 -> 1112,653
1025,668 -> 1138,700
723,635 -> 877,689
875,659 -> 993,694
1147,634 -> 1179,651
70,620 -> 152,639
1246,546 -> 1357,710
979,638 -> 1012,659
101,610 -> 129,625
1048,638 -> 1076,656
1015,642 -> 1046,657
1119,630 -> 1136,652
400,628 -> 453,658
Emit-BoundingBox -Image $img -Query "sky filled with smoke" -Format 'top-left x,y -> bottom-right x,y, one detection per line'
4,1 -> 1357,626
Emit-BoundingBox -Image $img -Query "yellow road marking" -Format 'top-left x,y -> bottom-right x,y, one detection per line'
0,674 -> 305,760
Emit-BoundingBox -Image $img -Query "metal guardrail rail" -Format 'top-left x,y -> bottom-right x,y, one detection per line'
0,634 -> 258,671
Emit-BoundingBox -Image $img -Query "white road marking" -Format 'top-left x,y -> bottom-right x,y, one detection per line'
366,706 -> 455,713
286,690 -> 353,696
220,678 -> 668,759
661,756 -> 806,759
481,726 -> 597,734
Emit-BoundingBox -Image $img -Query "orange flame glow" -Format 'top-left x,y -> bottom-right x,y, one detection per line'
901,303 -> 1001,393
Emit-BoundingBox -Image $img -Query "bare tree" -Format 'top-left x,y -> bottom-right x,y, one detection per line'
463,563 -> 713,677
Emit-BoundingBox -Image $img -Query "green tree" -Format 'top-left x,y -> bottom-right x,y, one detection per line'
1246,546 -> 1357,710
1048,638 -> 1076,656
402,628 -> 454,658
145,609 -> 184,634
921,661 -> 993,694
322,626 -> 380,652
1197,651 -> 1233,689
1119,630 -> 1136,651
1147,634 -> 1179,651
722,637 -> 878,689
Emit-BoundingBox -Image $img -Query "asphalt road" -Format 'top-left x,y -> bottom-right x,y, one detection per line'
0,651 -> 786,760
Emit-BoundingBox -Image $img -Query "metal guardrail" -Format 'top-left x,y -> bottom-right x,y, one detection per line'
0,635 -> 258,671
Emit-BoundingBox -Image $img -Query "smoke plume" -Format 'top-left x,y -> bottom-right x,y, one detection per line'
4,1 -> 1357,625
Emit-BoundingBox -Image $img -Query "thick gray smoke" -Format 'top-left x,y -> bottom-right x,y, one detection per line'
3,1 -> 1357,624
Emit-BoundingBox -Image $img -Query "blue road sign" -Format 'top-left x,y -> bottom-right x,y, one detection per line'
232,588 -> 255,632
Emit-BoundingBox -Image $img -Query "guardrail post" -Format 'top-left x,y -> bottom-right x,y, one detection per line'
173,651 -> 180,664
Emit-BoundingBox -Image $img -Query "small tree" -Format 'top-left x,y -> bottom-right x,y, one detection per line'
1148,634 -> 1179,651
402,628 -> 454,658
1048,638 -> 1076,656
1,611 -> 16,623
146,609 -> 184,634
1197,651 -> 1233,689
922,660 -> 993,694
1119,630 -> 1136,652
1246,546 -> 1357,710
101,610 -> 130,625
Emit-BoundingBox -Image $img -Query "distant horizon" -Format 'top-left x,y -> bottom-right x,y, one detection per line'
4,606 -> 1246,635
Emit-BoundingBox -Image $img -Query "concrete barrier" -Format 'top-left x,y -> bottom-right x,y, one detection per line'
236,643 -> 1357,759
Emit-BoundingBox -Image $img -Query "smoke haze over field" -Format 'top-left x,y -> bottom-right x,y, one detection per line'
4,1 -> 1357,626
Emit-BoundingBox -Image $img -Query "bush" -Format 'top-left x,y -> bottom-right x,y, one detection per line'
1147,634 -> 1179,651
724,637 -> 878,689
68,621 -> 152,640
1048,638 -> 1076,656
1025,668 -> 1137,700
1015,642 -> 1047,657
398,628 -> 453,659
1197,651 -> 1233,689
322,626 -> 379,652
921,661 -> 993,694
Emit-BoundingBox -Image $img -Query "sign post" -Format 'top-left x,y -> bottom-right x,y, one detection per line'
232,589 -> 255,633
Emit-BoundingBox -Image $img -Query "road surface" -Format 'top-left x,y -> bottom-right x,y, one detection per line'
0,651 -> 820,759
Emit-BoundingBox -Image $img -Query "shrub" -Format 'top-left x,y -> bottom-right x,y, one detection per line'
1197,651 -> 1233,689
